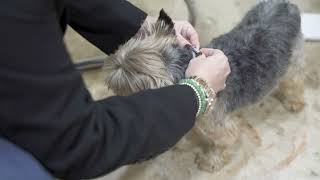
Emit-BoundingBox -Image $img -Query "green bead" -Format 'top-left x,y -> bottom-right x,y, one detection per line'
179,79 -> 208,118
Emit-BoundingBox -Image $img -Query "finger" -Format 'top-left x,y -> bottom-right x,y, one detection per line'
190,54 -> 205,63
183,26 -> 200,49
200,48 -> 224,57
212,49 -> 224,55
187,28 -> 200,49
194,54 -> 206,59
177,34 -> 191,47
190,34 -> 200,49
200,48 -> 216,56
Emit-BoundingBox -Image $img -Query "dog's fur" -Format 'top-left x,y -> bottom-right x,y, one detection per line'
104,0 -> 305,172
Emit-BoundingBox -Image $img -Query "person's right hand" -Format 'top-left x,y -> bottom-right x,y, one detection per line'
185,48 -> 231,93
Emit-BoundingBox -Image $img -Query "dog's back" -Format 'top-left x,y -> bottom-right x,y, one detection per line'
104,1 -> 302,121
206,1 -> 302,120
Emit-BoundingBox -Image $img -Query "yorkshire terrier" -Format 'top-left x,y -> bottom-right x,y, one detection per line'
103,0 -> 304,172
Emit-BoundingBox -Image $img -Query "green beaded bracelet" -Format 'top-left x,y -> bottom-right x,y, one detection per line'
179,79 -> 208,118
180,83 -> 202,116
186,79 -> 207,115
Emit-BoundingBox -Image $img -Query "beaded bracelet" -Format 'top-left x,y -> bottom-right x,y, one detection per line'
179,79 -> 208,118
179,76 -> 217,117
189,76 -> 217,113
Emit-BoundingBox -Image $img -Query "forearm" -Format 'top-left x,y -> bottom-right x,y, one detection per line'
3,84 -> 197,179
0,1 -> 199,179
67,0 -> 147,54
75,85 -> 197,178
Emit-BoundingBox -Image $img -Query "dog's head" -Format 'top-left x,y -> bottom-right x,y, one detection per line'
104,10 -> 193,96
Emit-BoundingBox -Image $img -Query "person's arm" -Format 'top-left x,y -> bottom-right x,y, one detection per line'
0,1 -> 196,179
66,0 -> 147,54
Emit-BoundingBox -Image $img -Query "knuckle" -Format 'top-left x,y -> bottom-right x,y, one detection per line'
215,53 -> 223,58
189,61 -> 196,66
221,60 -> 228,66
227,66 -> 231,71
214,49 -> 223,54
221,55 -> 228,61
219,53 -> 227,59
223,67 -> 229,73
188,60 -> 195,65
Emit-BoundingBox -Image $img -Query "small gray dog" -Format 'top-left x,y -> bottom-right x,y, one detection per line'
104,0 -> 304,172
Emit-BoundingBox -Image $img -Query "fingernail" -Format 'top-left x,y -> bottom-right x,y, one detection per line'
184,44 -> 192,49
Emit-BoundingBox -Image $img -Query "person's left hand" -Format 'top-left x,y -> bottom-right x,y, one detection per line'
137,16 -> 200,48
174,20 -> 200,49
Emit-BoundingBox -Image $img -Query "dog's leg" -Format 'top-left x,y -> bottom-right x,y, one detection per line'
273,35 -> 305,113
273,75 -> 305,112
194,115 -> 240,172
195,146 -> 227,173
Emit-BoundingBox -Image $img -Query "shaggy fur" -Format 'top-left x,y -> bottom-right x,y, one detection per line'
104,0 -> 304,172
104,10 -> 193,96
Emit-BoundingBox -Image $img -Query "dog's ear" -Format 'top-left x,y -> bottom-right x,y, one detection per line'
158,9 -> 174,29
155,9 -> 175,36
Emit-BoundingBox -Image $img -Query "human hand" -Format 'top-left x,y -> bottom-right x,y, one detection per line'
136,16 -> 199,48
185,48 -> 231,93
174,20 -> 200,49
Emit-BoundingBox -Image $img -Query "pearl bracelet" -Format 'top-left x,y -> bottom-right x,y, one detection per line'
189,76 -> 217,113
179,79 -> 208,118
179,77 -> 217,118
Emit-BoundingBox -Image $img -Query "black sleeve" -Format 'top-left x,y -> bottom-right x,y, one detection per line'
66,0 -> 147,54
0,1 -> 197,179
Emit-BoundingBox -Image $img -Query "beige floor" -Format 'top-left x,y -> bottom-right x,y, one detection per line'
64,0 -> 320,180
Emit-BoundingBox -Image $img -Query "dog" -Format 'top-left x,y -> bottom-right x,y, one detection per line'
103,0 -> 304,172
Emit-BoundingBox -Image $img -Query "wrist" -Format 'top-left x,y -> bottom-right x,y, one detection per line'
179,79 -> 207,118
189,76 -> 217,113
179,77 -> 217,118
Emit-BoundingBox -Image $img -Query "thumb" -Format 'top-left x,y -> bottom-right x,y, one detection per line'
200,48 -> 217,57
177,34 -> 191,47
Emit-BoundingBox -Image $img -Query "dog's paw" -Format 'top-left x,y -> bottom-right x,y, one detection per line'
195,152 -> 225,173
274,93 -> 305,113
281,99 -> 305,112
273,77 -> 305,113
